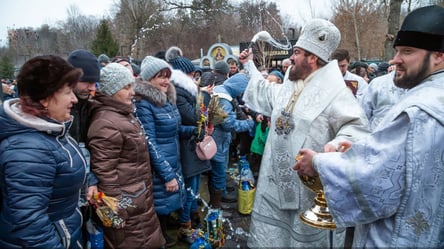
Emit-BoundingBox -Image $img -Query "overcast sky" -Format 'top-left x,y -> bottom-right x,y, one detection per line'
0,0 -> 114,46
0,0 -> 333,47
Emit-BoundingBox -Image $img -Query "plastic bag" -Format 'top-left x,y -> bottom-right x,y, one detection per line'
86,218 -> 104,249
238,186 -> 256,215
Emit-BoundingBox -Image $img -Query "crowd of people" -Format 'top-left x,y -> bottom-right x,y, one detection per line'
0,4 -> 443,249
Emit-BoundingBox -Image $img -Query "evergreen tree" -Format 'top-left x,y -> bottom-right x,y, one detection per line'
91,20 -> 119,58
0,56 -> 15,79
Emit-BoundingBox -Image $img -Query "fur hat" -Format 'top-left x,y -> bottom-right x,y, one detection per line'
294,19 -> 341,63
170,57 -> 195,74
67,49 -> 100,83
214,61 -> 229,75
17,55 -> 82,102
99,63 -> 135,96
140,56 -> 171,81
394,5 -> 444,52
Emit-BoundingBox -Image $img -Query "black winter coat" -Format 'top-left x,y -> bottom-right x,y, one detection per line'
171,69 -> 211,178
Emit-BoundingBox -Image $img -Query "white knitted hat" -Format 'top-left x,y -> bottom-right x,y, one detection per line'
294,19 -> 341,63
99,63 -> 135,96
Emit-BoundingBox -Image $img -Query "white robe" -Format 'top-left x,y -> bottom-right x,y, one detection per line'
242,60 -> 370,248
358,71 -> 408,130
314,71 -> 444,248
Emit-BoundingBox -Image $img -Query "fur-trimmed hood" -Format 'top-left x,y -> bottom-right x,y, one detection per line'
134,78 -> 177,106
170,69 -> 198,97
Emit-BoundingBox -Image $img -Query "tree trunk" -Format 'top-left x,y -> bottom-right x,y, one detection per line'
352,4 -> 361,60
383,0 -> 402,61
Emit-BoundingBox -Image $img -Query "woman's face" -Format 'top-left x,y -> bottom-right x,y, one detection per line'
150,71 -> 170,93
112,83 -> 135,106
40,83 -> 78,122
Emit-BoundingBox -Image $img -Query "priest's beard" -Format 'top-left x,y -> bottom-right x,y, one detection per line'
394,52 -> 431,89
288,57 -> 312,81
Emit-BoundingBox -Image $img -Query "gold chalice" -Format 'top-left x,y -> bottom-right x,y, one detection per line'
296,155 -> 336,229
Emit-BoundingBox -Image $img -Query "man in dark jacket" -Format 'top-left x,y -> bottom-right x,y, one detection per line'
68,49 -> 100,143
67,49 -> 101,247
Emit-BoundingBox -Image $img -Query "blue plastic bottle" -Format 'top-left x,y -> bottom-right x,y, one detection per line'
240,158 -> 255,186
238,155 -> 247,175
241,181 -> 251,191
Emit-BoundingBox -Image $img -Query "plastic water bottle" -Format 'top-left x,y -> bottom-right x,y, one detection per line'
238,155 -> 248,176
241,181 -> 251,191
239,158 -> 255,186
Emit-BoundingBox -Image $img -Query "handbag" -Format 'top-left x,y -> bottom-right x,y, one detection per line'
195,135 -> 217,160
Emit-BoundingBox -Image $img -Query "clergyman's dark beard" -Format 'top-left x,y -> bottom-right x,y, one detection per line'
394,52 -> 431,89
289,59 -> 311,81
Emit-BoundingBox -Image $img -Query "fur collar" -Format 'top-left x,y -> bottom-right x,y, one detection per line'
170,69 -> 198,97
134,78 -> 177,106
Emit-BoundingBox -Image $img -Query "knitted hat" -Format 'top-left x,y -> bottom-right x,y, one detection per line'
140,56 -> 171,81
67,49 -> 100,83
98,54 -> 110,64
368,63 -> 378,71
214,61 -> 229,75
294,19 -> 341,63
394,5 -> 444,52
170,57 -> 196,74
99,63 -> 135,96
269,70 -> 284,82
377,62 -> 390,73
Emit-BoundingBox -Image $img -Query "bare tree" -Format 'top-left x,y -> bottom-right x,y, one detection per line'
35,25 -> 63,56
333,0 -> 386,61
61,5 -> 100,51
162,0 -> 234,58
113,0 -> 166,58
383,0 -> 402,61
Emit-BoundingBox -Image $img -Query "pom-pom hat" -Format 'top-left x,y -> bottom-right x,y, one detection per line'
170,57 -> 196,74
